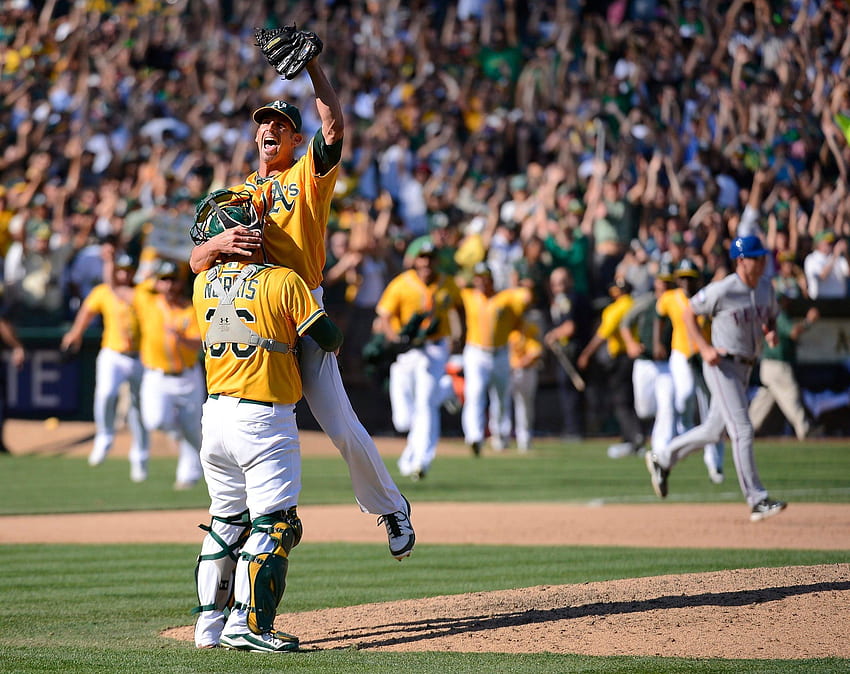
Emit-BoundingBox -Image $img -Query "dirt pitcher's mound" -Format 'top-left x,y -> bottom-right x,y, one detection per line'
163,564 -> 849,658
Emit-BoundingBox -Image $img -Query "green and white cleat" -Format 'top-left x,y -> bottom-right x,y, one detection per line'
220,629 -> 299,653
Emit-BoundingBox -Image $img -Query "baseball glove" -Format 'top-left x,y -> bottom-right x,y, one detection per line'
255,24 -> 323,80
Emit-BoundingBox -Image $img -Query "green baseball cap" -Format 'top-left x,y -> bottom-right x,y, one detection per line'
252,100 -> 302,133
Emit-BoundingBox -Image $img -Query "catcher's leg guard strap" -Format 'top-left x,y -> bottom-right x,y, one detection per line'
235,508 -> 301,634
192,512 -> 250,616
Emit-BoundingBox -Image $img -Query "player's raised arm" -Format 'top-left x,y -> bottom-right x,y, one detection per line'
255,25 -> 342,147
306,59 -> 344,147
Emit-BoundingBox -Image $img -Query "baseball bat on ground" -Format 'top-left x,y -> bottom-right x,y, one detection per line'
547,342 -> 586,392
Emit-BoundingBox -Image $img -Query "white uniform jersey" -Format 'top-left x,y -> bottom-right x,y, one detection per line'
690,273 -> 777,360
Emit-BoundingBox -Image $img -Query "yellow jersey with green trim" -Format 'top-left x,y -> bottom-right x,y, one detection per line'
82,283 -> 140,354
133,279 -> 200,373
232,136 -> 339,291
656,288 -> 698,357
193,262 -> 325,404
508,323 -> 543,369
376,269 -> 461,342
596,293 -> 634,358
461,286 -> 532,349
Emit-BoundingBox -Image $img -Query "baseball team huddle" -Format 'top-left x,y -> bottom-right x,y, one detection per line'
63,26 -> 789,654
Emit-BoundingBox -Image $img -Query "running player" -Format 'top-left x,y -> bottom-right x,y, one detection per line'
187,52 -> 414,559
190,190 -> 343,652
133,259 -> 204,488
374,242 -> 463,479
61,248 -> 149,473
459,262 -> 532,453
645,236 -> 787,521
619,262 -> 675,460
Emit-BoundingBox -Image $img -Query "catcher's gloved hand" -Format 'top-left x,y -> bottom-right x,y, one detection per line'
399,311 -> 431,347
255,24 -> 323,80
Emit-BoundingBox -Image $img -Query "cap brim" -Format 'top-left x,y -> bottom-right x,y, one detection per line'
252,106 -> 298,130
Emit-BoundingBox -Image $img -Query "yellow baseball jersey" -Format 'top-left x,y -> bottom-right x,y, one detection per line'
376,269 -> 461,341
133,279 -> 201,373
82,283 -> 140,354
656,288 -> 698,357
461,286 -> 532,349
193,262 -> 325,404
234,133 -> 339,291
596,294 -> 634,358
508,323 -> 543,369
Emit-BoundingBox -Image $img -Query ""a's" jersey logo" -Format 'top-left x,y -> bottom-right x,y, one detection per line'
270,181 -> 298,213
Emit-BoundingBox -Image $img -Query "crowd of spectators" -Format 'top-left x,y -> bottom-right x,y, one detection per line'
1,1 -> 849,403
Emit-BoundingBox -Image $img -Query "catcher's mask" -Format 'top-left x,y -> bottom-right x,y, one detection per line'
191,189 -> 261,246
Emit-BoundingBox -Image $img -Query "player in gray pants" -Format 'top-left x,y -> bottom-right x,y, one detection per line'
645,236 -> 788,522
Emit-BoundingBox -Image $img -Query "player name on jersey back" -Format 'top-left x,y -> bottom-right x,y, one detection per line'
203,273 -> 260,301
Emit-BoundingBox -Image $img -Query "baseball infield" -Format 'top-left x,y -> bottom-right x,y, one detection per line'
3,421 -> 848,658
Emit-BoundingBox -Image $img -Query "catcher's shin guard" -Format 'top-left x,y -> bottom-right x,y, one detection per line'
236,508 -> 302,634
192,512 -> 250,645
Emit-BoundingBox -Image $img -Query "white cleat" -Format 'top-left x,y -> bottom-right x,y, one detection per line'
378,495 -> 415,560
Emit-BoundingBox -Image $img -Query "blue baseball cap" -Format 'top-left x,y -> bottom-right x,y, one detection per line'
730,235 -> 769,259
252,100 -> 302,133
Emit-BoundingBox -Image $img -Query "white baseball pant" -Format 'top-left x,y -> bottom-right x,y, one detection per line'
196,394 -> 300,646
141,365 -> 204,485
669,350 -> 695,430
390,348 -> 454,435
302,287 -> 406,515
389,338 -> 449,477
510,365 -> 538,450
200,395 -> 300,516
632,358 -> 675,455
461,344 -> 511,446
92,348 -> 148,462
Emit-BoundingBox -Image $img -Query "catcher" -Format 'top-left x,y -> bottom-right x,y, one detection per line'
188,25 -> 414,561
190,188 -> 343,652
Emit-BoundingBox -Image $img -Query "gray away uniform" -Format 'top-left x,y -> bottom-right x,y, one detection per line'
659,273 -> 778,507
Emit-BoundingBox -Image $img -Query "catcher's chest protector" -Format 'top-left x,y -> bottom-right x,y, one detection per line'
204,266 -> 293,354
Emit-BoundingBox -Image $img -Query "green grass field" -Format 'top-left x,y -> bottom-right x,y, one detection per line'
0,436 -> 847,672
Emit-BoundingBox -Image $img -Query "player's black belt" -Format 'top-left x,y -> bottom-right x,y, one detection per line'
724,353 -> 756,367
208,393 -> 273,407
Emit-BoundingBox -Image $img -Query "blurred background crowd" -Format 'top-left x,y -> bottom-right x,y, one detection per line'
2,0 -> 849,436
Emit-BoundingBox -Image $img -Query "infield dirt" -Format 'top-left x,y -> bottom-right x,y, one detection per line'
4,420 -> 848,658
